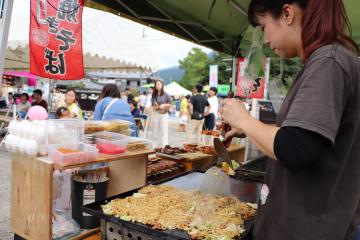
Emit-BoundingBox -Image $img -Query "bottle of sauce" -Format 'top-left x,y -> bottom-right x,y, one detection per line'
221,91 -> 246,148
222,123 -> 233,148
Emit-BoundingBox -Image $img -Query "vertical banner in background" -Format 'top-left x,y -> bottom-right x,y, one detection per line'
30,0 -> 84,80
209,65 -> 218,87
236,58 -> 270,99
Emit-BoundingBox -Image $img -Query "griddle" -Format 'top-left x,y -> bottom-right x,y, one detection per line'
235,156 -> 268,183
83,171 -> 261,240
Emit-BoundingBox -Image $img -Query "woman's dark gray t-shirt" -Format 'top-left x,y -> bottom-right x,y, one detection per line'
153,93 -> 171,105
253,44 -> 360,240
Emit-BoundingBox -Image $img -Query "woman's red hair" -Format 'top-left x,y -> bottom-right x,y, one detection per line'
248,0 -> 359,61
302,0 -> 359,60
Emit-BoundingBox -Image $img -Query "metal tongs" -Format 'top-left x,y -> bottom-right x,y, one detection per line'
199,138 -> 234,195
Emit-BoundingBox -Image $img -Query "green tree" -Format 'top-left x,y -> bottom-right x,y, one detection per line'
178,47 -> 209,90
67,82 -> 86,89
269,57 -> 302,91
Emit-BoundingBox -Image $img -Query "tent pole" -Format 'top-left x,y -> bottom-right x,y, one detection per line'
0,0 -> 14,95
231,57 -> 237,92
48,79 -> 54,112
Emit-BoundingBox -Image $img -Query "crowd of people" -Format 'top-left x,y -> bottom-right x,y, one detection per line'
3,81 -> 222,146
183,84 -> 220,144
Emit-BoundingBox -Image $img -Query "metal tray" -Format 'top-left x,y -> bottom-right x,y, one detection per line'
156,152 -> 186,160
83,171 -> 260,239
147,164 -> 185,184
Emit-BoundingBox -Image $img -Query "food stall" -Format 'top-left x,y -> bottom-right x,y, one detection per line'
11,150 -> 153,240
6,119 -> 154,240
6,117 -> 255,240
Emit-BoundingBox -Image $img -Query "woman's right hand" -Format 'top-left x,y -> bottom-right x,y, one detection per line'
153,103 -> 159,110
224,127 -> 246,141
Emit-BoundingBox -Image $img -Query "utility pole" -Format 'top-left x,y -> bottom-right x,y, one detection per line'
0,0 -> 13,95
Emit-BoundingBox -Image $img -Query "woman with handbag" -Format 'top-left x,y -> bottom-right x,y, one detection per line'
151,80 -> 171,148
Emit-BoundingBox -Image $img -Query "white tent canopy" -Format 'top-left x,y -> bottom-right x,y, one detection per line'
164,82 -> 192,96
5,0 -> 159,72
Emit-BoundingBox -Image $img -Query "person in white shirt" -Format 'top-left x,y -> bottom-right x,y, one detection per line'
17,93 -> 31,119
138,91 -> 147,113
144,87 -> 154,133
144,87 -> 154,113
204,87 -> 218,130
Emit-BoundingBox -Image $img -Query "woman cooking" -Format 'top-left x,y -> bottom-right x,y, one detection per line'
221,0 -> 360,239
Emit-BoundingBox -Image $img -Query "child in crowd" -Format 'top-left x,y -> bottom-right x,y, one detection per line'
55,107 -> 70,119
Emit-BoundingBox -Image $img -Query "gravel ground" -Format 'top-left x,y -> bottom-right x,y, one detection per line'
0,119 -> 185,239
0,145 -> 13,240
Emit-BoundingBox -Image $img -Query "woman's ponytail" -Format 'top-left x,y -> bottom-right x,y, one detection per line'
301,0 -> 359,60
248,0 -> 359,60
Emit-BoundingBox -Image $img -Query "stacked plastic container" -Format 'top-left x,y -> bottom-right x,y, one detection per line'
95,132 -> 151,154
5,120 -> 49,156
4,119 -> 100,167
95,131 -> 129,154
85,120 -> 133,136
48,142 -> 99,166
47,119 -> 99,167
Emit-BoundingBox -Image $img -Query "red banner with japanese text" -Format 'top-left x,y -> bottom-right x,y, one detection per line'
30,0 -> 84,80
236,58 -> 270,99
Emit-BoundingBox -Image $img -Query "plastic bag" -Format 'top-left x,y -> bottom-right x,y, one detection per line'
53,170 -> 72,211
267,58 -> 287,113
52,210 -> 80,240
239,28 -> 267,95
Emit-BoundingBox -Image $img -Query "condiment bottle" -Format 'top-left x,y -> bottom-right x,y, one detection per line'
222,123 -> 233,148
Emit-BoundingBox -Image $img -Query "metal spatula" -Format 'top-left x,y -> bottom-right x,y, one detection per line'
199,138 -> 233,195
213,138 -> 233,169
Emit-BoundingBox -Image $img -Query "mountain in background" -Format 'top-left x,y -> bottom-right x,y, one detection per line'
156,51 -> 215,84
155,66 -> 184,85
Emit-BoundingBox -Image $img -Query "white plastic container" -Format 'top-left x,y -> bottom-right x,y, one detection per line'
95,131 -> 129,146
128,136 -> 152,149
48,143 -> 99,167
95,131 -> 129,154
48,119 -> 85,144
85,120 -> 132,134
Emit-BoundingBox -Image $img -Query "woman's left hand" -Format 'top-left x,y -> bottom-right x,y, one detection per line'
159,104 -> 170,110
221,99 -> 251,129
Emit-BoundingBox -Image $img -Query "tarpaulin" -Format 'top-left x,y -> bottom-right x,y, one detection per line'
236,58 -> 270,99
30,0 -> 84,80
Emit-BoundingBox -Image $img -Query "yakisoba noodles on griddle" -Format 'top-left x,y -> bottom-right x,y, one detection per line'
102,185 -> 256,239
